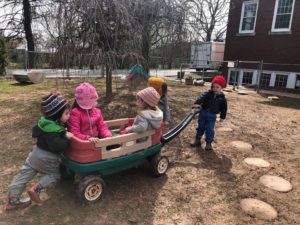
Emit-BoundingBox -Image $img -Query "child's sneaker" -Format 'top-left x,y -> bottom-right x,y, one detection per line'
5,196 -> 31,211
27,183 -> 43,203
205,143 -> 213,151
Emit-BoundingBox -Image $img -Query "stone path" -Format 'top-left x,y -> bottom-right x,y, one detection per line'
223,131 -> 293,221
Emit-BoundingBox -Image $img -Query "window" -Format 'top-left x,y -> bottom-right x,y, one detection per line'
275,74 -> 288,87
239,0 -> 259,33
272,0 -> 295,32
242,72 -> 253,84
260,73 -> 271,87
229,70 -> 238,85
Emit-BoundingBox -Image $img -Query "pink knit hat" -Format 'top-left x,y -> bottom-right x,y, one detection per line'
75,83 -> 98,109
137,87 -> 160,107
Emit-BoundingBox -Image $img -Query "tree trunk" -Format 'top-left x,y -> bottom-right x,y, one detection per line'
141,32 -> 150,74
105,64 -> 113,101
23,0 -> 35,69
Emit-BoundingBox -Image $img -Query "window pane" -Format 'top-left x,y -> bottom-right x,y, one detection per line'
277,0 -> 293,14
229,71 -> 238,85
260,73 -> 271,87
275,14 -> 291,28
242,72 -> 253,84
242,18 -> 255,30
275,74 -> 288,87
244,4 -> 257,17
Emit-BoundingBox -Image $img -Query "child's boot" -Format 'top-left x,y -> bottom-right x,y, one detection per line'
27,183 -> 43,203
205,143 -> 213,151
5,196 -> 31,211
190,135 -> 202,148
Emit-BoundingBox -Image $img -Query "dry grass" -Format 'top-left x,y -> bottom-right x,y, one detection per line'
0,79 -> 299,225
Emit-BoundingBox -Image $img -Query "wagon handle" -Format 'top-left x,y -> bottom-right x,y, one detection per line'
160,109 -> 200,146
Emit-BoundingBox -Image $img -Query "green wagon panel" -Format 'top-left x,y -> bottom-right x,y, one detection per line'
62,144 -> 161,176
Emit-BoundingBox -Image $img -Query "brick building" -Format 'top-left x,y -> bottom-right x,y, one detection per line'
224,0 -> 300,92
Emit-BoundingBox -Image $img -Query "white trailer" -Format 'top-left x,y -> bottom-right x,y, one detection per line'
190,42 -> 225,71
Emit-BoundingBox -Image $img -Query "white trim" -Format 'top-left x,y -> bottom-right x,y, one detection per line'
252,70 -> 258,85
238,70 -> 244,86
239,0 -> 259,34
287,73 -> 296,89
271,0 -> 295,32
228,69 -> 300,89
270,72 -> 276,87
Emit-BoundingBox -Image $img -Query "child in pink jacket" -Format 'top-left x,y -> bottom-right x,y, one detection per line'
68,83 -> 112,143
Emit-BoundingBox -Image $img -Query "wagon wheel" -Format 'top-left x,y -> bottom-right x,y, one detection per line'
77,175 -> 105,204
150,154 -> 169,177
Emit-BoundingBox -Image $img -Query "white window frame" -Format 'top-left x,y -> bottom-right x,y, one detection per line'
271,0 -> 295,32
239,0 -> 259,34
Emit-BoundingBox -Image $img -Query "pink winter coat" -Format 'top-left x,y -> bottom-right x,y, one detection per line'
68,107 -> 112,140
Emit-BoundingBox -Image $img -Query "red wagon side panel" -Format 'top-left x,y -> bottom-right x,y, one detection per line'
151,123 -> 163,145
64,136 -> 102,163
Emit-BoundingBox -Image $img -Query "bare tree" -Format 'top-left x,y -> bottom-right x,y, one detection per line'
0,0 -> 55,68
185,0 -> 229,42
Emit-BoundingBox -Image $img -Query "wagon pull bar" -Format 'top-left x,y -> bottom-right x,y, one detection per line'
161,109 -> 200,146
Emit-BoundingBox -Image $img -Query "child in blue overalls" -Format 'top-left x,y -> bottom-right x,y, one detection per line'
191,75 -> 227,151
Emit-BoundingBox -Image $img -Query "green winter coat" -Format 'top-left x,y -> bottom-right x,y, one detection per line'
32,116 -> 69,154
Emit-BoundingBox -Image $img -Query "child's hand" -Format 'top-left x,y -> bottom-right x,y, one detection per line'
65,132 -> 73,140
125,126 -> 132,133
119,130 -> 126,135
164,121 -> 170,126
88,137 -> 100,143
192,104 -> 201,109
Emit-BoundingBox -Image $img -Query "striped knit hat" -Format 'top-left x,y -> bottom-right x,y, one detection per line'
41,93 -> 68,121
137,87 -> 160,107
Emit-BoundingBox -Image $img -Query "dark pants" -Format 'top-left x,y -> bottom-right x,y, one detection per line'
195,109 -> 216,144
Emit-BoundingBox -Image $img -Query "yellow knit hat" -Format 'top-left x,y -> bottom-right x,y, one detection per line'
148,77 -> 164,96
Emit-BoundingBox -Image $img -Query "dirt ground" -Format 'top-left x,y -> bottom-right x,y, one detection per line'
0,78 -> 299,225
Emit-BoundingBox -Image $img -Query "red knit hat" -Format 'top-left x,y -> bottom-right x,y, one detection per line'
137,87 -> 160,107
211,75 -> 227,88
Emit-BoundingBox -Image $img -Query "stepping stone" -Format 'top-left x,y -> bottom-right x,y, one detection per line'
223,88 -> 233,92
231,141 -> 252,151
268,96 -> 279,100
238,90 -> 248,95
217,127 -> 233,132
259,175 -> 292,192
244,158 -> 270,168
240,198 -> 277,220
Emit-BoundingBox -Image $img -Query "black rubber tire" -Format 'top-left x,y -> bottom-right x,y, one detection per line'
77,175 -> 105,204
150,154 -> 169,177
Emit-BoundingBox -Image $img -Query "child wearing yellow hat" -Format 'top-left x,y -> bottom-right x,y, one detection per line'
148,77 -> 171,125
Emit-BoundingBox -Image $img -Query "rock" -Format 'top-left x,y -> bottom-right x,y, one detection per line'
217,127 -> 233,132
240,198 -> 278,220
231,141 -> 252,151
268,96 -> 279,100
259,175 -> 292,192
223,88 -> 233,92
244,158 -> 270,168
194,79 -> 205,86
238,90 -> 248,95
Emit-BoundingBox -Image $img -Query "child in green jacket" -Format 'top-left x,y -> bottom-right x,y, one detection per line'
5,93 -> 73,211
